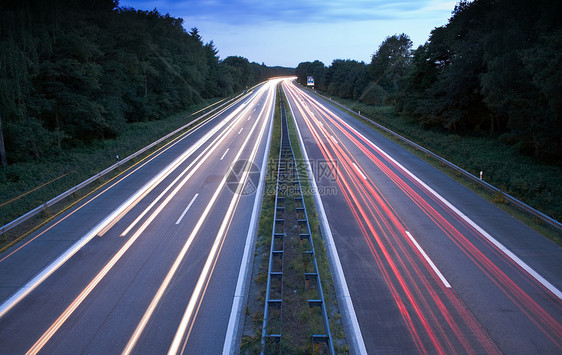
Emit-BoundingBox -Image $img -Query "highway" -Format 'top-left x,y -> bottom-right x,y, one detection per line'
0,79 -> 281,354
282,79 -> 562,354
1,76 -> 561,355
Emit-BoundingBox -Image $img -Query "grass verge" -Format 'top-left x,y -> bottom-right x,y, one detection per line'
0,98 -> 225,251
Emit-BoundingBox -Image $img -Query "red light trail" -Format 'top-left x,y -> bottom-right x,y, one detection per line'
283,80 -> 562,353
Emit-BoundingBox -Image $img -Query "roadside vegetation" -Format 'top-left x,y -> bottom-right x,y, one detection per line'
0,99 -> 226,250
295,0 -> 562,237
0,0 -> 293,239
0,0 -> 293,170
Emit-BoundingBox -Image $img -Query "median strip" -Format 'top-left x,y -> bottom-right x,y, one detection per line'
239,83 -> 349,354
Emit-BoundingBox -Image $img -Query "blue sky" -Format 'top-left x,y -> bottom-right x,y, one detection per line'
118,0 -> 458,67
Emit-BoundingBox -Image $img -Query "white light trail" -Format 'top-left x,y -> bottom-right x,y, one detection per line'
169,81 -> 277,355
123,82 -> 277,355
24,86 -> 266,355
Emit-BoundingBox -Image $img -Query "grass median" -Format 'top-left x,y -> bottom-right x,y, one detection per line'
240,85 -> 348,353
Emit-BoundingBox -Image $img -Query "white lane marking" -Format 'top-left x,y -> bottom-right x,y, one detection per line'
222,82 -> 277,354
175,194 -> 199,225
406,231 -> 451,288
353,163 -> 367,180
238,127 -> 244,135
124,177 -> 224,354
284,83 -> 368,355
330,135 -> 338,144
220,148 -> 230,161
0,97 -> 245,315
331,105 -> 562,301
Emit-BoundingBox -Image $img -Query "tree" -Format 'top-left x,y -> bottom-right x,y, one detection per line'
295,60 -> 326,90
0,113 -> 7,166
479,0 -> 562,162
325,60 -> 368,100
369,33 -> 412,96
399,0 -> 562,164
0,0 -> 294,166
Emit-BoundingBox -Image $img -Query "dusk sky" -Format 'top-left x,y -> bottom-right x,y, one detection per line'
119,0 -> 459,68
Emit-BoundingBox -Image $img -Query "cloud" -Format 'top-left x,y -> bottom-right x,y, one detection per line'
420,0 -> 458,12
118,0 -> 457,67
121,0 -> 453,26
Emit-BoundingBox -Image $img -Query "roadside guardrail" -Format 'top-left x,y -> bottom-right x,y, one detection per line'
0,90 -> 252,236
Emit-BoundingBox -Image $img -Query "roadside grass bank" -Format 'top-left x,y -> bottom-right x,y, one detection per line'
0,98 -> 224,251
240,86 -> 348,353
315,93 -> 562,246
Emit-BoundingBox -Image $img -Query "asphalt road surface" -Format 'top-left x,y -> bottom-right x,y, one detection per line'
0,79 -> 282,354
283,79 -> 562,354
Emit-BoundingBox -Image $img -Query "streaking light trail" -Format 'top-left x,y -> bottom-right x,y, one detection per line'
283,79 -> 562,353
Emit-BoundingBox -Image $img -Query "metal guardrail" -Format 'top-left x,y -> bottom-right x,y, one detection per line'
261,100 -> 334,354
309,89 -> 562,232
0,91 -> 250,236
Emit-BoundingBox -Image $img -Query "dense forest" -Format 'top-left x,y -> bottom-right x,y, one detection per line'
296,0 -> 562,166
0,0 -> 293,166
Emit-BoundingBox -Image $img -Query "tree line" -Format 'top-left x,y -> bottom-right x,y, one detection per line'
0,0 -> 293,166
296,0 -> 562,165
